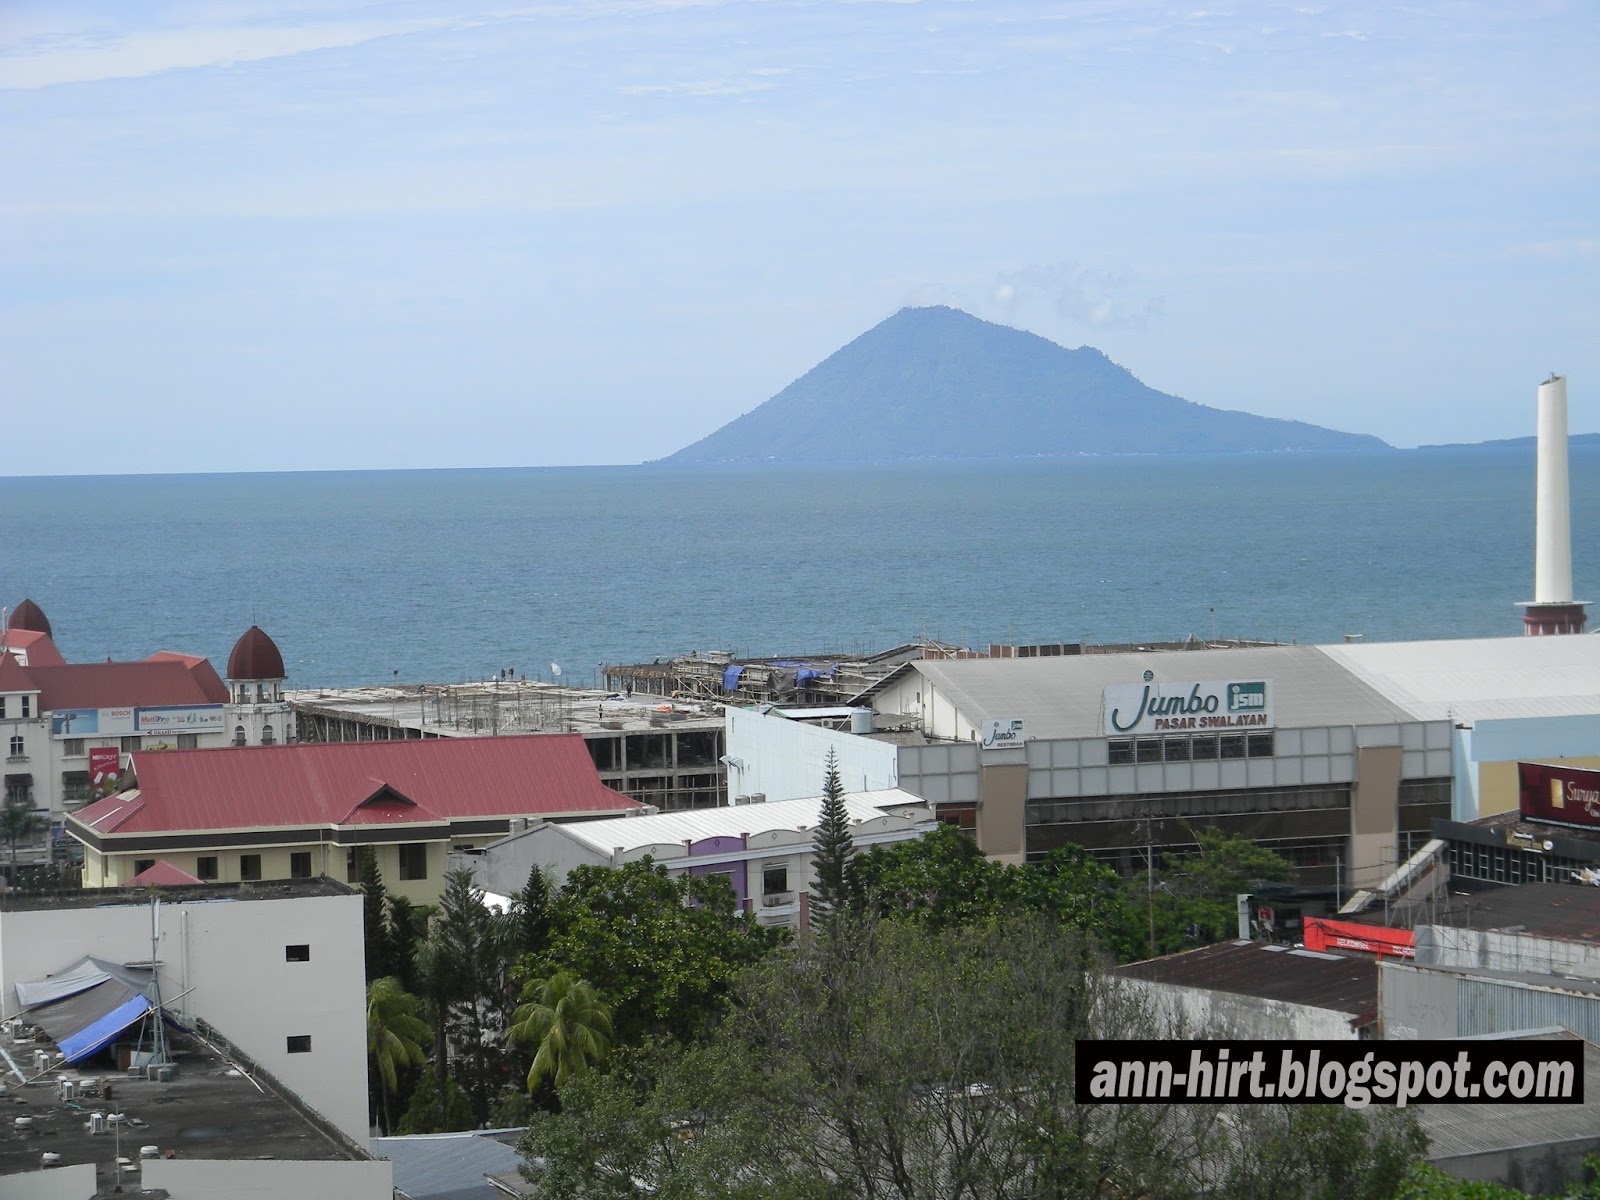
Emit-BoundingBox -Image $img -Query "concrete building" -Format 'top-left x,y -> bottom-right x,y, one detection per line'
0,602 -> 298,858
457,791 -> 936,930
0,879 -> 370,1148
1114,939 -> 1379,1040
291,681 -> 727,811
65,735 -> 639,904
729,637 -> 1600,899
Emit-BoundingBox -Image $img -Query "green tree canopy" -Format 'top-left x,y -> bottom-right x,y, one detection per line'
508,969 -> 614,1092
536,859 -> 784,1046
366,976 -> 429,1135
809,747 -> 855,916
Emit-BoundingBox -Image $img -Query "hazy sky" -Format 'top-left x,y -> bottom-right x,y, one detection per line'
3,0 -> 1596,473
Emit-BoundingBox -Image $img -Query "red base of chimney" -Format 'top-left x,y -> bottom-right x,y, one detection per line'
1520,603 -> 1589,635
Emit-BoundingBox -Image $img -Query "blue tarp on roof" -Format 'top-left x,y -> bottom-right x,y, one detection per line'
722,665 -> 745,692
58,995 -> 151,1063
796,665 -> 839,687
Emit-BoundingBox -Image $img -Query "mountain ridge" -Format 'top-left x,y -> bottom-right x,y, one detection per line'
657,306 -> 1388,465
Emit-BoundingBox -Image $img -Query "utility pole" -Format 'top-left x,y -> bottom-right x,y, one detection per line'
1145,802 -> 1156,958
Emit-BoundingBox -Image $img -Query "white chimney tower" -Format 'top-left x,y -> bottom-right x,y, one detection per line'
1519,374 -> 1587,634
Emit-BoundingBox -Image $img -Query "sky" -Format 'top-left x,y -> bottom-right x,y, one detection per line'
2,0 -> 1596,473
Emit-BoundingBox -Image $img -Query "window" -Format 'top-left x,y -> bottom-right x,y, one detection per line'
196,856 -> 219,881
1191,736 -> 1219,760
1218,735 -> 1247,759
62,771 -> 91,805
286,1035 -> 312,1054
20,697 -> 30,718
1135,739 -> 1162,763
762,864 -> 788,896
177,734 -> 198,750
346,848 -> 361,884
398,843 -> 428,880
8,736 -> 23,759
133,859 -> 155,876
289,851 -> 312,879
233,725 -> 247,746
1163,738 -> 1191,762
261,723 -> 276,746
239,854 -> 262,881
63,738 -> 85,758
120,736 -> 142,753
1108,739 -> 1134,765
1247,733 -> 1275,758
0,698 -> 5,718
285,944 -> 311,962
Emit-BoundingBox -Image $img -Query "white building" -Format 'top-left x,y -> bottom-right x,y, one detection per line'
0,601 -> 297,854
0,879 -> 369,1146
457,790 -> 937,930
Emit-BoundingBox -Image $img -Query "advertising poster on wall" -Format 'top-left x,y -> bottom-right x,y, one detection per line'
88,746 -> 123,798
1102,679 -> 1274,736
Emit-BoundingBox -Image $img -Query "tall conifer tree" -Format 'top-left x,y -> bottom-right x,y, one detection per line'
810,748 -> 855,918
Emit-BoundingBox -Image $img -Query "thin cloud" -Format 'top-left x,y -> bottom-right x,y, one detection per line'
994,262 -> 1166,331
0,16 -> 454,89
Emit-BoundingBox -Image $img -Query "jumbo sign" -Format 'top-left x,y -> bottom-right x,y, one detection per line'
1103,679 -> 1274,736
1520,762 -> 1600,831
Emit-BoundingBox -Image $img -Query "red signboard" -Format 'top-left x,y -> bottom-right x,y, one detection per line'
1303,917 -> 1415,959
88,747 -> 123,796
1519,762 -> 1600,831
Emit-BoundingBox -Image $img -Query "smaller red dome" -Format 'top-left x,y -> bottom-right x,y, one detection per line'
7,599 -> 51,638
228,626 -> 286,680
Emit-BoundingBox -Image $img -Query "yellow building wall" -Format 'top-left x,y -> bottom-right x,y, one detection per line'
87,836 -> 458,906
1478,755 -> 1600,817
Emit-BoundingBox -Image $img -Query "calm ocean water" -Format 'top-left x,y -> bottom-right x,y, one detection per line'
3,451 -> 1595,690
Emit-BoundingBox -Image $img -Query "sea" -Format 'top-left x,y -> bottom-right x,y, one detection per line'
3,449 -> 1596,690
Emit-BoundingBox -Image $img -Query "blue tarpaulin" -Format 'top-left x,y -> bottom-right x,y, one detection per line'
796,665 -> 839,687
722,665 -> 745,692
58,995 -> 151,1063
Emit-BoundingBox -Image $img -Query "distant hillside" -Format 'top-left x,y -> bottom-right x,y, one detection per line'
657,307 -> 1388,465
1418,432 -> 1600,451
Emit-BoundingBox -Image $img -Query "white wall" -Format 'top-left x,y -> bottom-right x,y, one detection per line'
1125,977 -> 1363,1042
0,893 -> 368,1145
723,706 -> 899,802
141,1158 -> 392,1199
0,1163 -> 97,1200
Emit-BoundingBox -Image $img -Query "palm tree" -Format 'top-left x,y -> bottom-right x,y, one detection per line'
1,792 -> 46,879
367,976 -> 429,1134
506,970 -> 613,1092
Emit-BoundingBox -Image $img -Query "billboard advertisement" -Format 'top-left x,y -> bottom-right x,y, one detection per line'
1303,917 -> 1415,959
52,707 -> 137,739
135,705 -> 225,735
88,747 -> 123,797
1519,762 -> 1600,831
1103,679 -> 1274,736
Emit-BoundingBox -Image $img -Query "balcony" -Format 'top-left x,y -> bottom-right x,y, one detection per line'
760,890 -> 797,908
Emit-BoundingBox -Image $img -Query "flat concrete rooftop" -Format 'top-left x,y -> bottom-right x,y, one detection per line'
289,680 -> 725,737
0,1026 -> 364,1194
0,877 -> 354,914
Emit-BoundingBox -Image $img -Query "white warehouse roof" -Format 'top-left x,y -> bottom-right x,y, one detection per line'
1318,636 -> 1600,723
562,789 -> 930,855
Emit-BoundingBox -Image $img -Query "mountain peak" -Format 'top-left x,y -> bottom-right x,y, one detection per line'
658,307 -> 1386,465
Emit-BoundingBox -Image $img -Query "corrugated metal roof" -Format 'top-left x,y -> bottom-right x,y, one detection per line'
26,659 -> 230,708
1115,939 -> 1378,1021
1421,882 -> 1600,942
896,645 -> 1414,739
1317,636 -> 1600,723
371,1130 -> 529,1200
1419,1033 -> 1600,1160
71,735 -> 637,837
555,790 -> 930,854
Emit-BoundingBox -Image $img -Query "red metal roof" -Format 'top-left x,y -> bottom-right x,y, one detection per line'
7,599 -> 52,638
73,734 -> 638,837
0,653 -> 37,695
26,661 -> 229,711
145,652 -> 229,702
227,626 -> 285,681
129,860 -> 204,887
0,630 -> 66,668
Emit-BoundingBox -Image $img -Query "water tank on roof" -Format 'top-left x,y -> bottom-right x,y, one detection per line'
850,708 -> 874,735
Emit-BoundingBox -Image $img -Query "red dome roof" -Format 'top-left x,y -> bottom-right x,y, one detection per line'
7,599 -> 52,638
227,626 -> 286,680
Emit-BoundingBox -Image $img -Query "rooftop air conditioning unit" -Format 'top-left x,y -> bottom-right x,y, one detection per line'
89,1112 -> 107,1135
